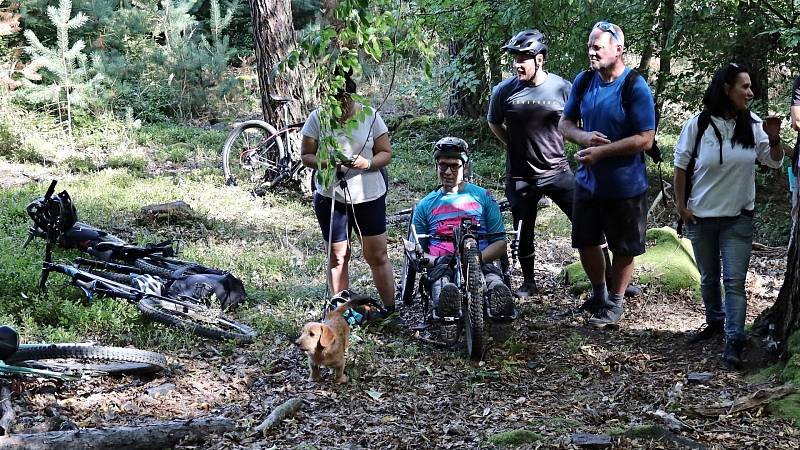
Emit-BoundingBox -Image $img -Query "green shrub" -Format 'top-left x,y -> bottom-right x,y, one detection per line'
63,155 -> 97,173
106,154 -> 148,173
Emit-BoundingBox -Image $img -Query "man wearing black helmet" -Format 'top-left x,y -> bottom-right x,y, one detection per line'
487,29 -> 574,298
411,137 -> 515,341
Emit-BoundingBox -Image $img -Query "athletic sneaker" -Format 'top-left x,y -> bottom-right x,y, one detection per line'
515,280 -> 538,298
437,283 -> 461,344
588,298 -> 624,327
624,284 -> 642,297
488,284 -> 515,342
437,283 -> 461,319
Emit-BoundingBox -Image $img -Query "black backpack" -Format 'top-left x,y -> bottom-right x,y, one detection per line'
573,69 -> 666,205
675,110 -> 723,235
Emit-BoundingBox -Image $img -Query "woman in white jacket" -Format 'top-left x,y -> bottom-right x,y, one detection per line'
673,63 -> 784,368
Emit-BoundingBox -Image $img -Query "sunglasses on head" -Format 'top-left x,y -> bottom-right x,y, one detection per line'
593,21 -> 620,43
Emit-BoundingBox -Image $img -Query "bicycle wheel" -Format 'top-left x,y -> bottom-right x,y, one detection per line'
399,207 -> 417,306
137,296 -> 256,343
462,238 -> 485,361
134,257 -> 221,280
6,343 -> 168,376
222,120 -> 285,190
85,269 -> 133,285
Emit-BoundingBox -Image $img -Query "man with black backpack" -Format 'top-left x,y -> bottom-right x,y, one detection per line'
558,22 -> 656,327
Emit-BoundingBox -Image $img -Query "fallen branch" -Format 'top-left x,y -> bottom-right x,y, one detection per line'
0,416 -> 234,450
0,383 -> 13,436
688,383 -> 796,417
253,397 -> 303,434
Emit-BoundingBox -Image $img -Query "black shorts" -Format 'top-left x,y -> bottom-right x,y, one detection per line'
313,193 -> 387,243
571,185 -> 647,257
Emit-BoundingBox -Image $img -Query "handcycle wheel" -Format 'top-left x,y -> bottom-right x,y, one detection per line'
399,207 -> 417,306
5,343 -> 168,376
137,295 -> 256,343
462,238 -> 485,361
222,120 -> 285,190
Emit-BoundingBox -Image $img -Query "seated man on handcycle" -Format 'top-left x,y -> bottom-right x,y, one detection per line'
411,137 -> 516,339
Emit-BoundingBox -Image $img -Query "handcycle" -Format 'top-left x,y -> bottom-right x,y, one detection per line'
221,95 -> 313,196
0,325 -> 167,378
400,215 -> 519,361
25,180 -> 247,310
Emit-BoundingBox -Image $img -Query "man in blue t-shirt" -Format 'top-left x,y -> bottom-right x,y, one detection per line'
559,21 -> 656,327
411,137 -> 515,341
487,29 -> 574,298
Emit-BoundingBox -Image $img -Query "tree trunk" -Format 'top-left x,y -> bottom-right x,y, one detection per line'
654,0 -> 675,116
637,0 -> 661,76
0,416 -> 234,450
248,0 -> 305,127
757,220 -> 800,355
733,2 -> 769,109
447,40 -> 482,118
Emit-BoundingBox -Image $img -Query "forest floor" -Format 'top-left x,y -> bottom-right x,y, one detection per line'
5,184 -> 799,450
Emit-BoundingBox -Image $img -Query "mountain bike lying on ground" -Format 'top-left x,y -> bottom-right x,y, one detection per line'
25,182 -> 257,344
25,181 -> 247,311
221,95 -> 313,196
399,215 -> 520,361
0,326 -> 167,378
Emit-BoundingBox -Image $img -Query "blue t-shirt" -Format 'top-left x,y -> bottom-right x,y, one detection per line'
562,67 -> 656,198
412,183 -> 505,257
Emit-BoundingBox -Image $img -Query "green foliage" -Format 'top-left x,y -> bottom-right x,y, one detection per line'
486,429 -> 542,446
17,0 -> 101,141
563,227 -> 700,296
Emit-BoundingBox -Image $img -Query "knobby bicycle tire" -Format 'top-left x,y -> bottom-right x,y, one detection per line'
222,120 -> 285,190
136,296 -> 256,343
86,269 -> 133,286
6,343 -> 168,376
462,238 -> 485,361
134,257 -> 220,280
134,258 -> 175,279
399,207 -> 417,306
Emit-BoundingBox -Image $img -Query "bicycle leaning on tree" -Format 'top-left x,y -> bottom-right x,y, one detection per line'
221,95 -> 313,196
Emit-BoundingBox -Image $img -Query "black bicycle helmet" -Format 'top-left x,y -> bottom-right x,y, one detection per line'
433,137 -> 469,163
501,29 -> 548,57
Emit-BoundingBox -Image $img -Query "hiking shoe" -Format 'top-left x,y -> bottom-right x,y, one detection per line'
515,280 -> 538,298
436,283 -> 461,320
687,321 -> 724,344
488,284 -> 515,317
722,339 -> 744,368
588,298 -> 624,327
577,296 -> 604,315
624,284 -> 642,298
487,284 -> 515,342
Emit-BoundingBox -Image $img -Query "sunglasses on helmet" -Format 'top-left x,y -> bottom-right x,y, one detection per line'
593,21 -> 620,43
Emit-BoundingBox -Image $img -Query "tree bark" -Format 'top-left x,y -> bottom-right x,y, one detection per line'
248,0 -> 305,127
654,0 -> 675,116
757,219 -> 800,354
0,416 -> 235,450
447,40 -> 482,118
636,0 -> 661,76
0,384 -> 13,436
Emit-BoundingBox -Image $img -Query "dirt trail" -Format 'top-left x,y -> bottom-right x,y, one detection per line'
8,229 -> 799,449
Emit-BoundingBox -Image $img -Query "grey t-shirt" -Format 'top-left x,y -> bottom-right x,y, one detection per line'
301,105 -> 389,204
487,73 -> 572,180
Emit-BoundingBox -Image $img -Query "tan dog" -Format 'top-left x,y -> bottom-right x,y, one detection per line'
295,296 -> 373,383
